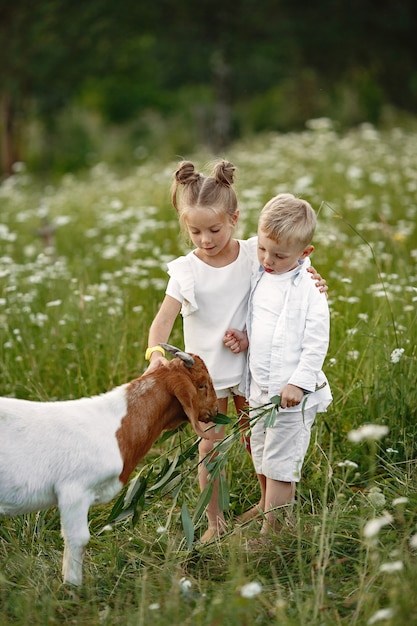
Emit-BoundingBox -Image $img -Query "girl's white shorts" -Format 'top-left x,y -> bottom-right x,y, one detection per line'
215,384 -> 245,400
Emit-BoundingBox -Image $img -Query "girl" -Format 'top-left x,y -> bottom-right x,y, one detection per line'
145,160 -> 326,541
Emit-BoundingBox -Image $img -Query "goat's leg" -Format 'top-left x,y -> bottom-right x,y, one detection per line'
58,491 -> 91,586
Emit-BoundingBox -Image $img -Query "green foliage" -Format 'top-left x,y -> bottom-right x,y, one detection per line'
1,124 -> 417,623
2,0 -> 417,174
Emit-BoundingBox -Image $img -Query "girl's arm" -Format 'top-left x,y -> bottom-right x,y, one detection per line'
145,295 -> 182,372
308,266 -> 328,295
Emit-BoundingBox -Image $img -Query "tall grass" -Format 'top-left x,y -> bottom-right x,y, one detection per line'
1,119 -> 416,624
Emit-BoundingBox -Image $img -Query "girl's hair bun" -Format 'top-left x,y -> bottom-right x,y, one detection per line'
213,160 -> 236,187
175,161 -> 200,185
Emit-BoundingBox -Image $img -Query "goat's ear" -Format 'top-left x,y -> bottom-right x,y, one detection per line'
170,378 -> 210,440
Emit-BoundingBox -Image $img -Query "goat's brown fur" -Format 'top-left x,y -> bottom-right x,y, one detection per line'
116,354 -> 217,484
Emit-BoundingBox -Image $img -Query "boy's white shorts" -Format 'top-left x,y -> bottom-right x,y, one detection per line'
250,396 -> 317,483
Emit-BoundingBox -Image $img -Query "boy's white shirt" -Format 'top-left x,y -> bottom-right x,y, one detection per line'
243,258 -> 332,413
165,237 -> 258,391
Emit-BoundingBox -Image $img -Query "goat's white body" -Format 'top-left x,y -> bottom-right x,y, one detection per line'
0,387 -> 128,516
0,387 -> 130,585
0,354 -> 217,586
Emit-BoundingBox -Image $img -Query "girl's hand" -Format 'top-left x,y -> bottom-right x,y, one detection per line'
144,354 -> 169,374
308,266 -> 328,295
223,329 -> 249,353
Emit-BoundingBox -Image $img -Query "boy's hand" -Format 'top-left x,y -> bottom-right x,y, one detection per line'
223,328 -> 249,353
280,384 -> 304,408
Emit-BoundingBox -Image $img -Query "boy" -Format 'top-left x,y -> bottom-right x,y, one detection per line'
224,193 -> 332,534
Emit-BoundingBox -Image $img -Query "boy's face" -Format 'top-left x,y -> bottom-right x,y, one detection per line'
257,229 -> 313,274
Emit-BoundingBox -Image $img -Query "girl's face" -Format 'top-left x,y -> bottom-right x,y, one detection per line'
257,229 -> 313,274
185,208 -> 238,259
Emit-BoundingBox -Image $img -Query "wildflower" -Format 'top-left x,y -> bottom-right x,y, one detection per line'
390,348 -> 404,363
409,534 -> 417,549
12,161 -> 25,173
379,561 -> 403,573
149,603 -> 160,611
338,459 -> 359,469
367,608 -> 395,624
363,513 -> 393,538
386,448 -> 398,454
368,487 -> 386,509
392,497 -> 408,506
346,165 -> 363,180
179,577 -> 192,593
110,199 -> 123,210
156,526 -> 166,534
348,424 -> 389,443
46,299 -> 62,307
294,175 -> 313,194
240,581 -> 263,598
347,350 -> 360,360
347,327 -> 358,335
101,524 -> 113,533
306,117 -> 334,131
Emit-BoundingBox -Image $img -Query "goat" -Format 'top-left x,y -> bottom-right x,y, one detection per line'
0,345 -> 217,586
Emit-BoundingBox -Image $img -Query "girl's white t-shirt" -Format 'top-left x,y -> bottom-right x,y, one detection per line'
165,238 -> 257,391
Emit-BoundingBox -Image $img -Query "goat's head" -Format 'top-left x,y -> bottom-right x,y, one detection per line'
160,344 -> 218,439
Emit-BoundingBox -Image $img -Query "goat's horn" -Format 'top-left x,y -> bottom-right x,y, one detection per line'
159,343 -> 194,368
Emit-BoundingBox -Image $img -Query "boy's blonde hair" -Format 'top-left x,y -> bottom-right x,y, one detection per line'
259,193 -> 316,248
171,160 -> 238,233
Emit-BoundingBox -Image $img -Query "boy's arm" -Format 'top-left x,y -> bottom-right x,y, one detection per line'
287,289 -> 330,392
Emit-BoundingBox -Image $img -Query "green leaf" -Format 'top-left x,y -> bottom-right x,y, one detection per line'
270,395 -> 281,406
213,413 -> 234,425
132,489 -> 146,527
148,456 -> 180,491
124,471 -> 149,507
106,472 -> 149,526
106,490 -> 128,524
155,428 -> 182,445
193,483 -> 214,521
264,407 -> 278,428
178,439 -> 199,463
218,474 -> 230,511
181,503 -> 195,549
160,472 -> 183,496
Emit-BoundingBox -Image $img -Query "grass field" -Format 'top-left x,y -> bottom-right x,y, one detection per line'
1,119 -> 416,624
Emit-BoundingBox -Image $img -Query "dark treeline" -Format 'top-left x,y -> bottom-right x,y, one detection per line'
1,0 -> 417,174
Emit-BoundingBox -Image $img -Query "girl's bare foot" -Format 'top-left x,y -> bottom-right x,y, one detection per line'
200,518 -> 227,543
236,504 -> 264,525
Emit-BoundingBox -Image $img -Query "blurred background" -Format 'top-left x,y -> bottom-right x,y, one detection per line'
1,0 -> 417,177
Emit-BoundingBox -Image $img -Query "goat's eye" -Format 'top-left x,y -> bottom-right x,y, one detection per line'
198,384 -> 206,390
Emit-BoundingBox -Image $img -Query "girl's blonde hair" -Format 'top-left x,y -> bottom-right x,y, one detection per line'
259,193 -> 316,248
171,160 -> 238,233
